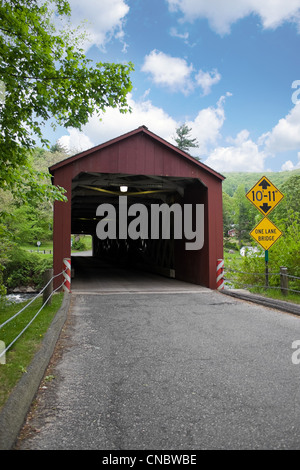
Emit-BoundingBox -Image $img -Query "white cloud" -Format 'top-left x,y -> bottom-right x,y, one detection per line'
65,0 -> 129,50
204,129 -> 267,172
167,0 -> 300,35
141,50 -> 194,94
261,103 -> 300,153
141,50 -> 221,96
281,160 -> 296,171
186,93 -> 230,155
58,128 -> 94,154
203,101 -> 300,173
281,152 -> 300,170
59,95 -> 178,152
195,69 -> 221,96
169,27 -> 189,42
58,95 -> 300,174
60,92 -> 294,175
57,93 -> 230,160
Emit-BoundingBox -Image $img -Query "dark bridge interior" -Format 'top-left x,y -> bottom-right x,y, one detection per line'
71,172 -> 206,279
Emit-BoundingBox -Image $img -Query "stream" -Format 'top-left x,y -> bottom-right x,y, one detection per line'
5,293 -> 37,304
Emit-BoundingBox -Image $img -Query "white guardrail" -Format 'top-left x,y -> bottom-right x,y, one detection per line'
0,260 -> 71,364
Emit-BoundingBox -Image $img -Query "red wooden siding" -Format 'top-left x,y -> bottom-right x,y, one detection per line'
50,126 -> 224,289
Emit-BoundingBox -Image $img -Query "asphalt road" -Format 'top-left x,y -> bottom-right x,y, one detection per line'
16,287 -> 300,450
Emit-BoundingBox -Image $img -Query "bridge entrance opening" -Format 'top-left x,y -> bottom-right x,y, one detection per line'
70,171 -> 207,289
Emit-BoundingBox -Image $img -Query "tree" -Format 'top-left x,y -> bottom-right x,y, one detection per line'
271,175 -> 300,229
0,1 -> 134,296
232,184 -> 257,247
222,191 -> 235,237
5,204 -> 52,244
50,141 -> 68,154
174,124 -> 199,153
0,0 -> 134,196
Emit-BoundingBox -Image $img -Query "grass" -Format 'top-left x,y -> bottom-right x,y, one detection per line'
224,248 -> 244,270
20,242 -> 53,262
19,234 -> 93,255
224,246 -> 300,305
0,292 -> 64,410
21,242 -> 53,251
249,287 -> 300,305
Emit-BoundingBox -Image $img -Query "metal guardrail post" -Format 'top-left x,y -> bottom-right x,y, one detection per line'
0,340 -> 5,364
43,268 -> 53,306
265,250 -> 269,289
280,266 -> 288,296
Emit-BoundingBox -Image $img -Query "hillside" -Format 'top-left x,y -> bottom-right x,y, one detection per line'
222,168 -> 300,196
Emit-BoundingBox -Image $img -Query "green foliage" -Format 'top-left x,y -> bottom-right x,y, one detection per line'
224,239 -> 238,251
0,220 -> 16,296
174,124 -> 199,153
0,146 -> 70,295
223,183 -> 257,245
0,292 -> 64,409
3,247 -> 52,290
225,173 -> 300,297
0,1 -> 133,296
268,213 -> 300,286
270,175 -> 300,230
222,169 -> 300,197
0,0 -> 133,193
5,204 -> 52,244
222,191 -> 234,236
0,265 -> 6,296
235,218 -> 300,293
72,238 -> 86,251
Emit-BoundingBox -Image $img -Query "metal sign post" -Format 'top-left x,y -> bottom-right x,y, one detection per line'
265,249 -> 269,289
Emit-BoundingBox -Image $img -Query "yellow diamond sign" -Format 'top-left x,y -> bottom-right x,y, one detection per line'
250,218 -> 282,251
246,176 -> 284,217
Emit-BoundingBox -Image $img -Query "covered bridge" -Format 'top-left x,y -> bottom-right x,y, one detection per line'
49,126 -> 224,290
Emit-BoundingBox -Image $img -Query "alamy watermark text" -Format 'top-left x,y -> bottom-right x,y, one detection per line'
95,196 -> 204,251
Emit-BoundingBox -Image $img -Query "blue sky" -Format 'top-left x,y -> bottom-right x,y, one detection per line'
52,0 -> 300,173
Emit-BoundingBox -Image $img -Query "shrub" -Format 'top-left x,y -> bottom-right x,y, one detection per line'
72,238 -> 87,251
231,218 -> 300,293
3,248 -> 52,290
